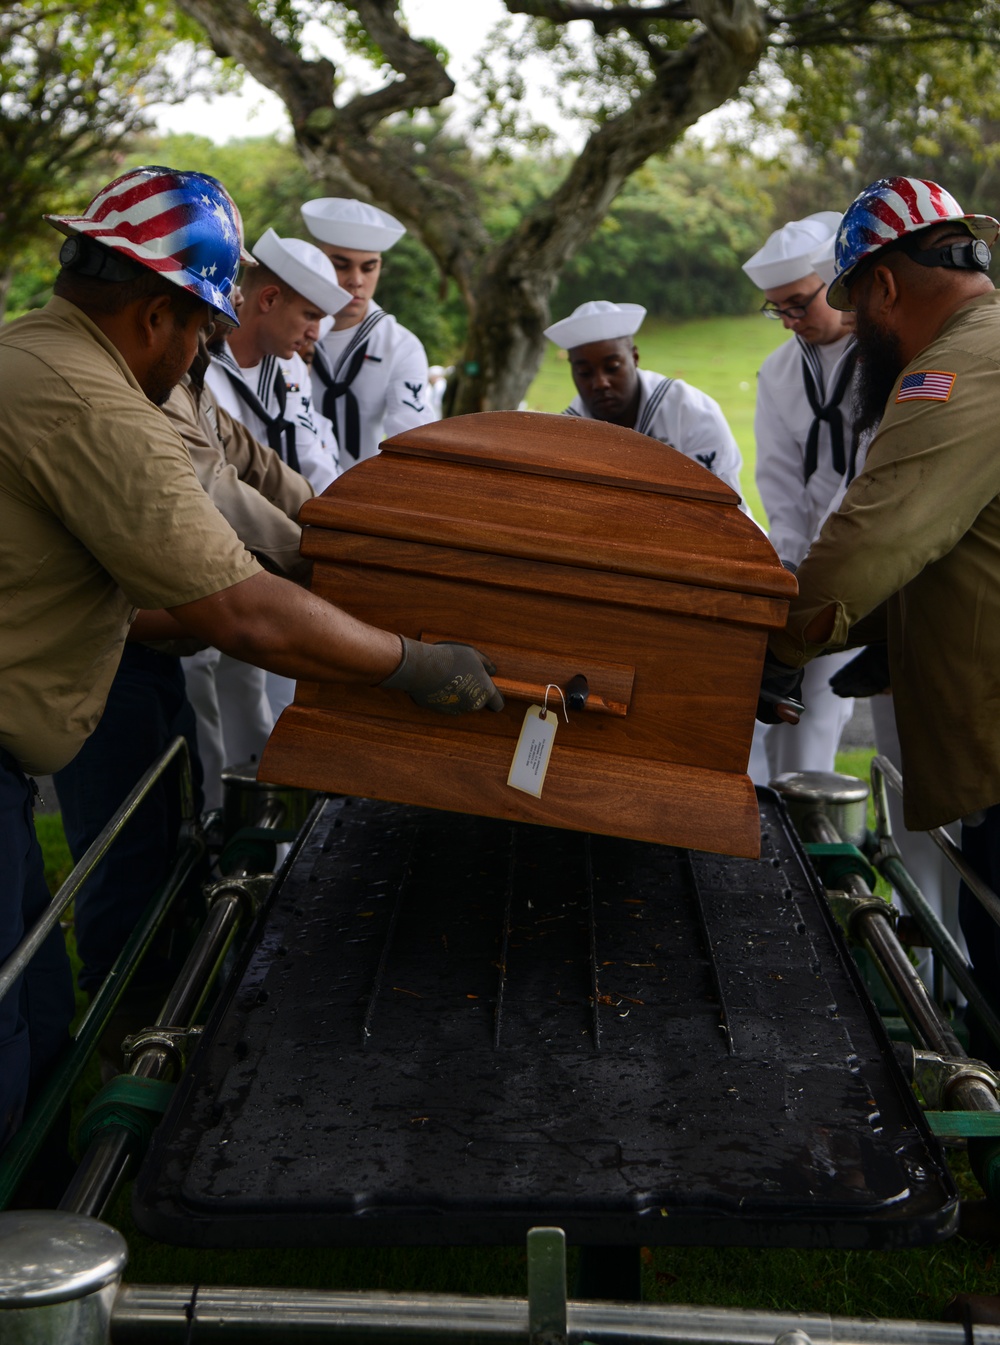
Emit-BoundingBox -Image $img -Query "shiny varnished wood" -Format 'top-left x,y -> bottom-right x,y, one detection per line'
261,412 -> 794,857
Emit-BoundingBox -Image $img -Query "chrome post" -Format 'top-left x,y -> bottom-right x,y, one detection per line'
0,1211 -> 126,1344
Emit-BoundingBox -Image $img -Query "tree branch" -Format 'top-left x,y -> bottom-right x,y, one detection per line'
506,0 -> 698,31
174,0 -> 335,125
343,0 -> 455,133
173,0 -> 488,300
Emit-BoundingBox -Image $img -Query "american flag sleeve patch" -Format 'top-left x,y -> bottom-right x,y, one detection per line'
896,370 -> 957,403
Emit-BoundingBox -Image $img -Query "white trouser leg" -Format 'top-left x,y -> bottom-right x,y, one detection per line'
181,647 -> 225,812
870,694 -> 966,1003
747,722 -> 772,787
265,672 -> 297,721
215,654 -> 274,768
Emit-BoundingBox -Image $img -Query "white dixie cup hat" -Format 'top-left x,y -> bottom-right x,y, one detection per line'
252,230 -> 352,316
543,300 -> 647,350
300,197 -> 406,252
742,211 -> 843,290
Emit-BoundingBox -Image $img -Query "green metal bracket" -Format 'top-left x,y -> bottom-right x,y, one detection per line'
527,1226 -> 567,1345
803,841 -> 879,891
925,1111 -> 1000,1139
218,825 -> 299,876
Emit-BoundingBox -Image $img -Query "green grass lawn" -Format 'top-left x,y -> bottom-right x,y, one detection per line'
526,313 -> 790,523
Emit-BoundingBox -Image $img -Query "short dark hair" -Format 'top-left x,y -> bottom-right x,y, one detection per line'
240,260 -> 299,303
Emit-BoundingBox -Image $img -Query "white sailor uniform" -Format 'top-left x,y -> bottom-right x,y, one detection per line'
189,344 -> 336,805
754,330 -> 860,779
563,367 -> 747,502
310,303 -> 434,467
207,344 -> 337,494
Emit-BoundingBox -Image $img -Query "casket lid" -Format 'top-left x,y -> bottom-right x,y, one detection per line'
302,411 -> 796,600
382,411 -> 738,504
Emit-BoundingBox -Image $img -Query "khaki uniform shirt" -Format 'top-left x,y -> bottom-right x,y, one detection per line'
0,297 -> 261,775
162,370 -> 312,581
770,290 -> 1000,830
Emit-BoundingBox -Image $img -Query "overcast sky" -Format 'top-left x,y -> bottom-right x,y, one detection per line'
156,1 -> 554,144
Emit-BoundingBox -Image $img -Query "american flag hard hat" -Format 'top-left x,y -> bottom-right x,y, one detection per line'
45,166 -> 245,325
827,176 -> 999,310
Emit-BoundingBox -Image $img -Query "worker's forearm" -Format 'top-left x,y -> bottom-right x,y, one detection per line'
168,571 -> 401,684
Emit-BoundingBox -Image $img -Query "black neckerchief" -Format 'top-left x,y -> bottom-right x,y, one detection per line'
798,335 -> 858,484
311,309 -> 388,461
213,348 -> 300,473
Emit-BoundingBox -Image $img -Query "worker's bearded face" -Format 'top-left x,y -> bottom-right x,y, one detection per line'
851,301 -> 905,439
145,301 -> 213,406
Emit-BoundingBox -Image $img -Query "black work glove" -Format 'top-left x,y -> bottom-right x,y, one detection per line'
756,652 -> 805,725
380,637 -> 505,715
828,644 -> 890,699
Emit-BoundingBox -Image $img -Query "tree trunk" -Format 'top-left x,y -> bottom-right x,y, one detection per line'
174,0 -> 767,409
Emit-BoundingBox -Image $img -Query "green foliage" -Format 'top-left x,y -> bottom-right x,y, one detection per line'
34,812 -> 73,894
0,0 -> 234,314
553,151 -> 772,320
113,132 -> 470,362
747,38 -> 1000,214
470,12 -> 695,150
374,234 -> 467,364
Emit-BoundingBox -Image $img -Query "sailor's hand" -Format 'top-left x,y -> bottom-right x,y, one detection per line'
757,653 -> 805,725
380,637 -> 505,714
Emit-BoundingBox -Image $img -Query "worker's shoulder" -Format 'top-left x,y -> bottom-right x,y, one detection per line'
924,291 -> 1000,371
0,301 -> 159,455
161,375 -> 201,429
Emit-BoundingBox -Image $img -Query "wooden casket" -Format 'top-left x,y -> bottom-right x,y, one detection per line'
259,411 -> 796,858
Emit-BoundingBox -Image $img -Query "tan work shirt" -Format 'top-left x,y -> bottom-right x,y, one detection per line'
162,368 -> 312,582
0,297 -> 261,775
770,289 -> 1000,830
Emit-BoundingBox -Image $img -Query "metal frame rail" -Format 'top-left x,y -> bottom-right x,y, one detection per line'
7,1220 -> 1000,1344
794,768 -> 1000,1200
869,754 -> 1000,1056
0,736 -> 203,1208
57,797 -> 288,1222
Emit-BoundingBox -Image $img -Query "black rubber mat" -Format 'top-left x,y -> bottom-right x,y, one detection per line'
133,790 -> 957,1248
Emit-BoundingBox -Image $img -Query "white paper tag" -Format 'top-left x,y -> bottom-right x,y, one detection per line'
507,705 -> 558,798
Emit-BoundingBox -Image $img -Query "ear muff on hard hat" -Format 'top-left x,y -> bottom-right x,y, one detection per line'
46,165 -> 246,326
827,176 -> 999,311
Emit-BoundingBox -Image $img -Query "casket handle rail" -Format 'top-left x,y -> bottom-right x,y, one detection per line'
421,632 -> 634,719
491,675 -> 627,717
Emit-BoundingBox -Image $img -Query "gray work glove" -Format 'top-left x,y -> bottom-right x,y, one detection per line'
380,637 -> 505,715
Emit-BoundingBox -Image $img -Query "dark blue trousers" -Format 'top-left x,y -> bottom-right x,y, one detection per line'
959,802 -> 1000,1067
53,645 -> 203,997
0,749 -> 75,1149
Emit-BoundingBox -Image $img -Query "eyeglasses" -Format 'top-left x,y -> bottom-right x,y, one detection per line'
760,283 -> 825,321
